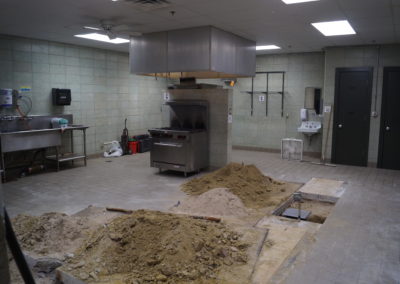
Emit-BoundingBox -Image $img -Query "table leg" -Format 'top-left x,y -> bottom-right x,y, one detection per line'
55,147 -> 60,171
70,130 -> 74,166
83,129 -> 87,166
0,152 -> 5,183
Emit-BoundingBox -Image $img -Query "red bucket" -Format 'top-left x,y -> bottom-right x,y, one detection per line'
128,141 -> 138,154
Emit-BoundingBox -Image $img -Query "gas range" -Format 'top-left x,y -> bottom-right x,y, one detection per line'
148,101 -> 209,176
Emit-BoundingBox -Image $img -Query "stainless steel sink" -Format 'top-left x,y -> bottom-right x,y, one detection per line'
0,130 -> 62,153
0,115 -> 72,153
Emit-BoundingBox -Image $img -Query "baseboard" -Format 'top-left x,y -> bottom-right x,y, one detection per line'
87,153 -> 104,159
232,145 -> 321,159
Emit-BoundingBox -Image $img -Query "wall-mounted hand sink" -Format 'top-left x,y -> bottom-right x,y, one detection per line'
298,121 -> 322,136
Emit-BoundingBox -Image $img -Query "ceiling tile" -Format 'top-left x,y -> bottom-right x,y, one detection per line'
0,0 -> 398,54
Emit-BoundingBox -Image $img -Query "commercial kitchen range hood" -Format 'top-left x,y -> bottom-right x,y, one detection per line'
129,26 -> 256,79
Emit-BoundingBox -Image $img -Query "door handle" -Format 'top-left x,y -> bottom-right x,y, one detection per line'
385,126 -> 390,131
338,124 -> 342,128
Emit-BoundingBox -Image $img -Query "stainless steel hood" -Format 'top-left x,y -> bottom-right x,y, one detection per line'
129,26 -> 256,79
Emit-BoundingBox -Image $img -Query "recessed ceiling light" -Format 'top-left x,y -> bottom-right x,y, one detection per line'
282,0 -> 319,4
311,20 -> 356,36
74,33 -> 129,44
256,45 -> 281,50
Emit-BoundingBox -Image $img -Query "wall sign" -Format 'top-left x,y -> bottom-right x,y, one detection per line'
324,105 -> 332,113
163,92 -> 170,101
19,86 -> 31,92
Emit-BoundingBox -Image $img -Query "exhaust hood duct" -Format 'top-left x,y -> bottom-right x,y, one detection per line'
129,26 -> 256,79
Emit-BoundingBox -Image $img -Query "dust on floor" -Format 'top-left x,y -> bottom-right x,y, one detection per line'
9,162 -> 344,284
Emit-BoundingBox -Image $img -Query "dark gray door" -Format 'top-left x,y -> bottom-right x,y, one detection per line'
332,67 -> 373,166
378,67 -> 400,170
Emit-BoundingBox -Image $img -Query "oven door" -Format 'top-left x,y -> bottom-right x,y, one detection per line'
151,140 -> 187,166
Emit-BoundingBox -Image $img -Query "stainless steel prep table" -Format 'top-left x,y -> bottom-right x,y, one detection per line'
45,125 -> 89,171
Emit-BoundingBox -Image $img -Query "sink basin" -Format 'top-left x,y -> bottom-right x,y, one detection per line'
298,121 -> 322,136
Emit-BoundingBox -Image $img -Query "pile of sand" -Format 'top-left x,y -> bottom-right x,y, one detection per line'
12,212 -> 94,259
12,207 -> 118,259
181,163 -> 286,209
171,188 -> 249,217
65,210 -> 249,283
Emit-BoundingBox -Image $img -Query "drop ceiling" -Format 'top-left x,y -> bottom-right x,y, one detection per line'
0,0 -> 399,54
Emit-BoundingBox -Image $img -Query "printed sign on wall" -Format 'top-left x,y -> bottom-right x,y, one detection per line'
324,105 -> 332,113
163,92 -> 170,101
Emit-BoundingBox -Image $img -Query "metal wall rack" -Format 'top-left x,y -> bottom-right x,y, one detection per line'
242,71 -> 286,117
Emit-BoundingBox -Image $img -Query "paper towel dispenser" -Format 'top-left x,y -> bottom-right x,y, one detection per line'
52,88 -> 71,106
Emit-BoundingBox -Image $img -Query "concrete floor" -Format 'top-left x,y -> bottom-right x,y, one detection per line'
3,150 -> 400,283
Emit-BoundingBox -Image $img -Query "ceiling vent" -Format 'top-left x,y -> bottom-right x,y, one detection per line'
124,0 -> 171,11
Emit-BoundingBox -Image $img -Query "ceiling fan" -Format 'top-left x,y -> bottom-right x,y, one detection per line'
82,20 -> 142,39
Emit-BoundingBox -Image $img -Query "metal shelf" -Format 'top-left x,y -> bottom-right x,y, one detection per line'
46,153 -> 86,163
241,71 -> 286,117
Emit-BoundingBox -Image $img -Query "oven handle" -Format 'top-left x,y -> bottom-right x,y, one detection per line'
153,142 -> 183,148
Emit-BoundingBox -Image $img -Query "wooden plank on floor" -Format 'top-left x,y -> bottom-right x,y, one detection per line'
299,178 -> 345,198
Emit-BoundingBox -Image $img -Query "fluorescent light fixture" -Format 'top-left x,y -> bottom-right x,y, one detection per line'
256,45 -> 281,50
282,0 -> 319,4
84,26 -> 101,31
311,20 -> 356,36
74,33 -> 129,44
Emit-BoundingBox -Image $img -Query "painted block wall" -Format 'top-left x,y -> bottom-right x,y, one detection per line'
167,89 -> 233,168
0,35 -> 166,155
322,45 -> 400,165
200,52 -> 325,155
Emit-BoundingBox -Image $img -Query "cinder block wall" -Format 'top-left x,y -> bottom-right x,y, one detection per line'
322,45 -> 400,165
0,35 -> 165,155
233,52 -> 325,155
167,89 -> 233,168
200,52 -> 325,156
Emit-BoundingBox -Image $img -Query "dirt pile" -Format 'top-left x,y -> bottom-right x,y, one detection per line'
65,210 -> 249,283
181,163 -> 286,208
12,212 -> 95,258
12,207 -> 118,259
171,188 -> 249,217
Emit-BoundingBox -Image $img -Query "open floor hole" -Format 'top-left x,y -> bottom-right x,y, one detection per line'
273,195 -> 336,224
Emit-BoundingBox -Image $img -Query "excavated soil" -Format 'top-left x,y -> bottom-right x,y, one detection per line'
170,188 -> 250,218
64,210 -> 250,284
181,163 -> 293,209
12,206 -> 120,259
